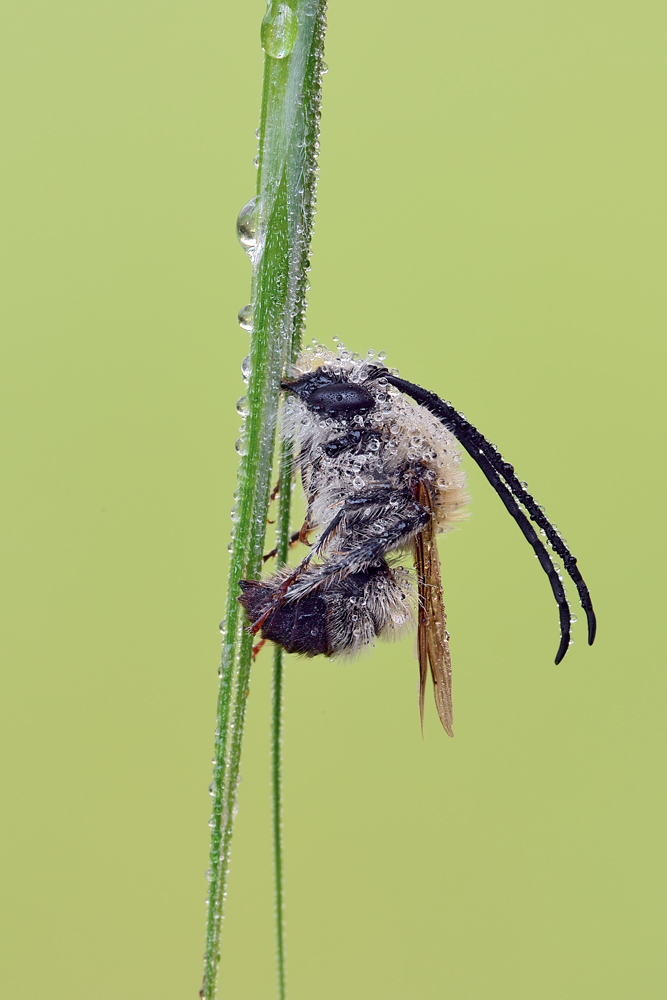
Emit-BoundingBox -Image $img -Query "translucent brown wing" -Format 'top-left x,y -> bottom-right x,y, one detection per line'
414,480 -> 453,737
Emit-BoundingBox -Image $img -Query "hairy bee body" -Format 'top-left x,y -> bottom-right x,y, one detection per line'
281,348 -> 468,547
238,344 -> 596,734
239,562 -> 412,657
239,347 -> 467,659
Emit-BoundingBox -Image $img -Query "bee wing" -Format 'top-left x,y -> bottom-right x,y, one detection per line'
414,481 -> 453,737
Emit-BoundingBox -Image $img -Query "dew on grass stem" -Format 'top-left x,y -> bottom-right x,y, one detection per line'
236,196 -> 259,254
261,2 -> 298,60
237,304 -> 254,332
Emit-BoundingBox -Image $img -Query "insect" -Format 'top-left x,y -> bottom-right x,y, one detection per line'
239,346 -> 596,735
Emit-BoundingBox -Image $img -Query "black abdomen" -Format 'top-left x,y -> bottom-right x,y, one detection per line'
238,581 -> 331,656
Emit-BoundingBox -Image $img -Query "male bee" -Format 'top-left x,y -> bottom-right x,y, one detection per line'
239,345 -> 596,735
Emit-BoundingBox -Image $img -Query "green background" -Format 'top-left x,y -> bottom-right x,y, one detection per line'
1,1 -> 665,997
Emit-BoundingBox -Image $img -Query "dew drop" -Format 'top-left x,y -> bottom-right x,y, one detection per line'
236,395 -> 249,417
377,350 -> 387,361
237,196 -> 258,253
261,1 -> 297,60
241,355 -> 252,382
237,304 -> 253,332
235,438 -> 247,455
321,60 -> 329,73
253,155 -> 259,169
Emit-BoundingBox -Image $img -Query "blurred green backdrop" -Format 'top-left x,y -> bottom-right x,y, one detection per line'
1,1 -> 665,997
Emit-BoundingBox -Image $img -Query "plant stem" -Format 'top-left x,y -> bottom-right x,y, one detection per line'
200,3 -> 327,998
272,643 -> 286,999
271,435 -> 294,1000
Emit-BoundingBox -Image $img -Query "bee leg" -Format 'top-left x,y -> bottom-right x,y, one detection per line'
269,478 -> 281,503
309,487 -> 402,557
298,522 -> 313,546
315,503 -> 431,581
263,529 -> 301,564
263,525 -> 313,563
264,478 -> 283,525
252,638 -> 267,660
290,490 -> 432,592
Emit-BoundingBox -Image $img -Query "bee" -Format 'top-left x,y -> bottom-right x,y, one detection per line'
239,346 -> 596,735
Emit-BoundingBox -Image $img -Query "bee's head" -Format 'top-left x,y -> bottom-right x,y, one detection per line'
281,368 -> 377,419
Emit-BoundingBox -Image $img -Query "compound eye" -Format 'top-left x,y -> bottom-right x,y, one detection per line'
307,382 -> 376,417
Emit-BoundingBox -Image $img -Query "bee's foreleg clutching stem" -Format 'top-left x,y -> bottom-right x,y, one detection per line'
262,527 -> 312,564
251,638 -> 267,660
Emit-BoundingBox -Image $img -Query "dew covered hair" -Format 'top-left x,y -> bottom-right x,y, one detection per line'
278,344 -> 595,664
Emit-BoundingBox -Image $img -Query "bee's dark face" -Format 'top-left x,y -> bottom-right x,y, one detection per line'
282,370 -> 376,418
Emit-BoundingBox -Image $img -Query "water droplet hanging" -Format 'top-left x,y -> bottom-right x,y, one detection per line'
261,1 -> 298,60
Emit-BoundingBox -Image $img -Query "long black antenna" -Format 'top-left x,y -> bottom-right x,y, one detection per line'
381,372 -> 596,662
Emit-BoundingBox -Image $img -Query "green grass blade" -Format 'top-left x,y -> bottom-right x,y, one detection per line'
271,434 -> 295,1000
200,3 -> 327,998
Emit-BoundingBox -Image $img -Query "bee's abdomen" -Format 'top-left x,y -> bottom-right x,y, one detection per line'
263,593 -> 331,656
239,561 -> 413,658
238,581 -> 332,656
